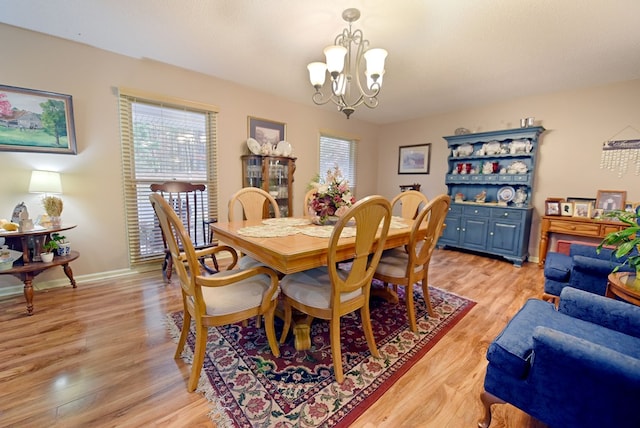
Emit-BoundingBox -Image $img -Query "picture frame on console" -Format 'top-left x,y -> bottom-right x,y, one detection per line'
398,144 -> 431,174
0,84 -> 77,154
560,202 -> 574,216
573,202 -> 592,218
545,199 -> 561,216
595,190 -> 626,213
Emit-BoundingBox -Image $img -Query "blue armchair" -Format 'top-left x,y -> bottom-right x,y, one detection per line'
543,243 -> 634,302
478,287 -> 640,428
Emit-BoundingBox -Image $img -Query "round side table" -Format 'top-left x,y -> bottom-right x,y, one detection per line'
606,272 -> 640,306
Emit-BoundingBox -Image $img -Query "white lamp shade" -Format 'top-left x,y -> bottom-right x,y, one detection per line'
364,48 -> 388,77
324,45 -> 347,75
307,62 -> 327,87
29,170 -> 62,194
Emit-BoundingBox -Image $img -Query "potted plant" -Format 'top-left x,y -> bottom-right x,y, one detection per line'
51,233 -> 71,256
598,210 -> 640,278
41,240 -> 59,263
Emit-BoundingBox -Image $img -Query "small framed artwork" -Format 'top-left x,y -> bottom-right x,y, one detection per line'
596,190 -> 627,212
592,208 -> 604,219
398,144 -> 431,174
560,202 -> 574,216
545,200 -> 561,216
247,116 -> 286,147
0,84 -> 77,154
566,197 -> 596,206
573,202 -> 592,218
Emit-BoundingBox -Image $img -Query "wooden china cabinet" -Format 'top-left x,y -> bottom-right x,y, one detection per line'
241,155 -> 296,217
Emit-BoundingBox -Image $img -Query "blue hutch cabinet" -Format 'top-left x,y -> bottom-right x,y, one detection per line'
438,126 -> 545,266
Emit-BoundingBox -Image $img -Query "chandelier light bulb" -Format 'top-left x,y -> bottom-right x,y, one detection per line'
363,48 -> 387,80
323,45 -> 347,77
307,62 -> 327,88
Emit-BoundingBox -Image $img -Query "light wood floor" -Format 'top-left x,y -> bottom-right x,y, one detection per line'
0,248 -> 548,427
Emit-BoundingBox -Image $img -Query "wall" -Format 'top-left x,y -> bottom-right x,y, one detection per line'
0,24 -> 381,288
377,79 -> 640,258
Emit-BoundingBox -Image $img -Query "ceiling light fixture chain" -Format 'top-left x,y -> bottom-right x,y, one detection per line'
307,8 -> 387,119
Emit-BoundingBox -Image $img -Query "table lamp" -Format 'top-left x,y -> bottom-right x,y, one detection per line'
29,170 -> 63,228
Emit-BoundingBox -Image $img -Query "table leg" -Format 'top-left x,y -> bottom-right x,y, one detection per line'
292,315 -> 314,351
538,218 -> 550,267
62,263 -> 77,288
371,283 -> 400,304
23,277 -> 34,315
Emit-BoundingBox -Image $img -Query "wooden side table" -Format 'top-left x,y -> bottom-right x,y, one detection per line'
606,272 -> 640,306
0,225 -> 79,315
538,216 -> 626,267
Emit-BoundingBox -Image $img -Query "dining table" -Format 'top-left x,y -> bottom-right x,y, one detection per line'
212,216 -> 415,350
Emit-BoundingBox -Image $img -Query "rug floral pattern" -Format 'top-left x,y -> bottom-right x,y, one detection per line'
166,282 -> 475,427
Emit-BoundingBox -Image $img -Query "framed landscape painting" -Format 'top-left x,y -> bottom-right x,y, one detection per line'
398,144 -> 431,174
0,84 -> 77,154
247,116 -> 286,147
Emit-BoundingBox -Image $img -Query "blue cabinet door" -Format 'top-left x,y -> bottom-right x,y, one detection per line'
461,217 -> 488,250
439,214 -> 462,246
489,220 -> 521,255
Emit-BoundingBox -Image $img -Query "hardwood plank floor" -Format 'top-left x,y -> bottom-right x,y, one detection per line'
0,249 -> 547,427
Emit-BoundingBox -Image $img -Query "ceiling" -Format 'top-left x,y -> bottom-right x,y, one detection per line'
3,0 -> 640,124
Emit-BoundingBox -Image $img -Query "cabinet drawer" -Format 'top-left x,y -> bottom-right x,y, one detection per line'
491,208 -> 524,220
548,220 -> 601,236
463,205 -> 491,217
448,204 -> 463,215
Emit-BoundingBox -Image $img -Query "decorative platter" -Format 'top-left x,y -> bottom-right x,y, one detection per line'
276,140 -> 292,156
497,186 -> 516,203
247,138 -> 261,155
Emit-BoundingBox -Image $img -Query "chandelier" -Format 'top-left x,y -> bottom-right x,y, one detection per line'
307,8 -> 387,119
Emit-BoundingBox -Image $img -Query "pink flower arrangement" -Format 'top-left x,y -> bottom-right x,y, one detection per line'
307,166 -> 355,224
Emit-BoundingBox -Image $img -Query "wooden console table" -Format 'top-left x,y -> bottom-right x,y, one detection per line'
538,216 -> 625,267
0,225 -> 79,315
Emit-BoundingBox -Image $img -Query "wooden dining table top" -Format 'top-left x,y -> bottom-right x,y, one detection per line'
212,217 -> 414,274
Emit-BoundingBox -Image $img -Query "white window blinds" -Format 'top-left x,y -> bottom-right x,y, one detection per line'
119,89 -> 218,265
319,134 -> 357,192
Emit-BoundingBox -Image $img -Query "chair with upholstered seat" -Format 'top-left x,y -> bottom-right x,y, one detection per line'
390,190 -> 429,220
279,195 -> 392,383
373,194 -> 450,332
149,193 -> 280,392
151,181 -> 219,280
228,187 -> 280,221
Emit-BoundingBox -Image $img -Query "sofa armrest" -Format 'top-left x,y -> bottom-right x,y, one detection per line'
559,287 -> 640,338
530,326 -> 640,427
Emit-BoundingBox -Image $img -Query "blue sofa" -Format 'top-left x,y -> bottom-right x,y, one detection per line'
478,287 -> 640,428
543,243 -> 634,302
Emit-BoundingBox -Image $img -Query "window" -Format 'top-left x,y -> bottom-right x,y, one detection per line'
319,134 -> 357,193
119,88 -> 218,265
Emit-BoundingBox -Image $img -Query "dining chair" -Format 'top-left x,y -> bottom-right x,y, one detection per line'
373,194 -> 451,332
279,195 -> 392,383
228,187 -> 281,222
303,188 -> 316,216
149,193 -> 281,392
150,181 -> 219,281
390,190 -> 429,220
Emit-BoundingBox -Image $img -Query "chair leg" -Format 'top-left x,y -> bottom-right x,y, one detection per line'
330,316 -> 344,383
477,389 -> 505,428
421,280 -> 435,317
279,301 -> 292,344
264,303 -> 280,358
360,306 -> 380,358
405,284 -> 418,332
188,323 -> 207,392
165,253 -> 173,282
175,308 -> 191,359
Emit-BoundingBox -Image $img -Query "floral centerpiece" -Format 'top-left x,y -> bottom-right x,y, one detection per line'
307,166 -> 355,225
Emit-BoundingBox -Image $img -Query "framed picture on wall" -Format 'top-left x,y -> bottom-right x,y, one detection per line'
398,144 -> 431,174
596,190 -> 626,212
247,116 -> 286,148
0,84 -> 77,154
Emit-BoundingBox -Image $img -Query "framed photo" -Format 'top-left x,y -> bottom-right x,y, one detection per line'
398,144 -> 431,174
596,190 -> 627,212
247,116 -> 285,147
560,202 -> 574,216
566,197 -> 596,205
545,200 -> 561,216
573,202 -> 592,218
0,84 -> 77,154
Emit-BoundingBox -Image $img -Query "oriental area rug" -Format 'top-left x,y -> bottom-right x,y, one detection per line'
165,281 -> 475,427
